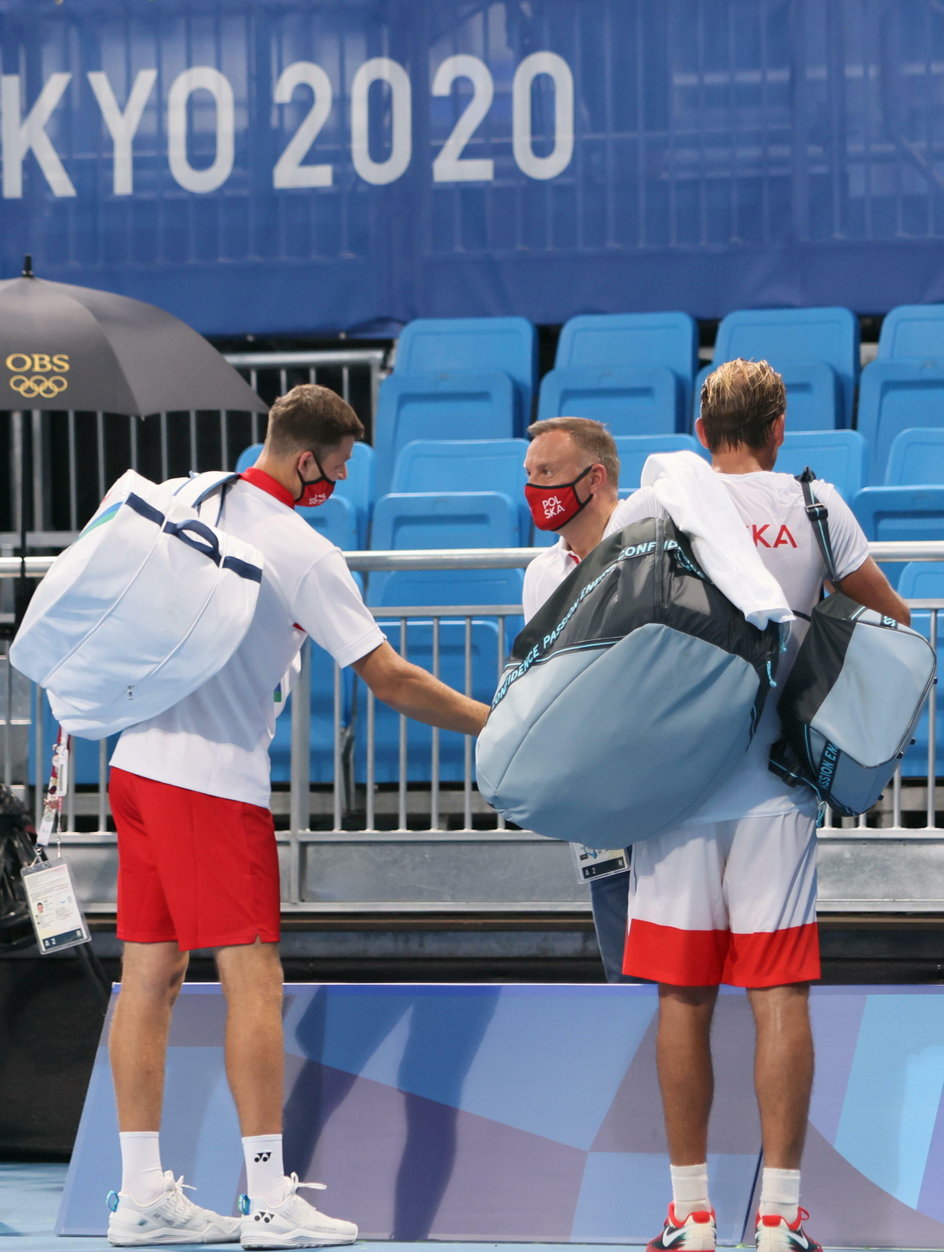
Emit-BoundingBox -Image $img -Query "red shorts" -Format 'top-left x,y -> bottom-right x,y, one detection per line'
110,767 -> 281,952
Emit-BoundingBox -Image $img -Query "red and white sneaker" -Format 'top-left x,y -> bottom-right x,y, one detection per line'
755,1208 -> 823,1252
647,1204 -> 716,1252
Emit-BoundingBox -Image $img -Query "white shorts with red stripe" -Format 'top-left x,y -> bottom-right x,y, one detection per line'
622,809 -> 820,988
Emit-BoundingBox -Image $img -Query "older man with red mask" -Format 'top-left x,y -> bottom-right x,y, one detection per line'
522,416 -> 633,983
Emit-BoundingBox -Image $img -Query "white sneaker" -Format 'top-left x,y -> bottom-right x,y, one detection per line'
239,1176 -> 357,1249
107,1171 -> 241,1246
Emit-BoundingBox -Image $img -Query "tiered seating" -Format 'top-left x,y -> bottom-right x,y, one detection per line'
374,317 -> 537,493
875,304 -> 944,360
897,561 -> 944,779
613,433 -> 703,491
394,316 -> 538,425
850,486 -> 944,587
360,493 -> 522,782
538,312 -> 697,435
391,438 -> 530,544
885,427 -> 944,485
857,304 -> 944,482
775,430 -> 867,498
856,367 -> 944,484
699,306 -> 860,429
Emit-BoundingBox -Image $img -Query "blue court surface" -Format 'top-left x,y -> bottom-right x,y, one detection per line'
0,1160 -> 921,1252
5,983 -> 944,1251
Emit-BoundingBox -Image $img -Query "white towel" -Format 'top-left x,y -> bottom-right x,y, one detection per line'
641,451 -> 794,629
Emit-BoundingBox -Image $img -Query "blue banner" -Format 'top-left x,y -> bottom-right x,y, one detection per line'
3,0 -> 944,335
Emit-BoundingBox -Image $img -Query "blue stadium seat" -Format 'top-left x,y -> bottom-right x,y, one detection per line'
877,304 -> 944,362
296,496 -> 358,549
709,306 -> 859,428
235,442 -> 262,473
897,561 -> 944,779
354,617 -> 506,785
855,362 -> 944,483
373,371 -> 517,495
776,430 -> 868,498
236,440 -> 375,546
537,366 -> 681,435
555,312 -> 698,419
695,359 -> 844,433
885,427 -> 944,485
391,438 -> 530,544
368,491 -> 520,601
851,486 -> 944,586
613,433 -> 703,490
338,441 -> 376,546
363,492 -> 521,782
394,316 -> 538,430
369,490 -> 519,550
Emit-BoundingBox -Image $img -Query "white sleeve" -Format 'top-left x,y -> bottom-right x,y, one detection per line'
291,548 -> 385,668
522,556 -> 555,622
816,481 -> 871,581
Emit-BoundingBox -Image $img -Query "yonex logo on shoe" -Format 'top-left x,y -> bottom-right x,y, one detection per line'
254,1152 -> 271,1163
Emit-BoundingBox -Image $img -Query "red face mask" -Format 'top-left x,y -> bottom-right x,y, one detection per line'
294,454 -> 336,508
525,465 -> 593,531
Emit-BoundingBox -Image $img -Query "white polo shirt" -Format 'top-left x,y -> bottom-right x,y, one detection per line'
111,471 -> 384,806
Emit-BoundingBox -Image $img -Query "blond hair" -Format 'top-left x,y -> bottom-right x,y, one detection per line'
699,359 -> 786,452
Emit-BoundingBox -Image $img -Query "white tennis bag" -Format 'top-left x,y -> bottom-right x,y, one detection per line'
10,470 -> 263,738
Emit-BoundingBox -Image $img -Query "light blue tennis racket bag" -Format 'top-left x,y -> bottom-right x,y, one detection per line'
475,516 -> 783,848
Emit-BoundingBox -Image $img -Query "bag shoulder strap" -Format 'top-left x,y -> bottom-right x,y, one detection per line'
797,466 -> 839,585
173,470 -> 241,525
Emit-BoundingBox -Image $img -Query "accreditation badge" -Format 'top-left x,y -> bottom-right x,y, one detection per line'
571,843 -> 629,884
21,858 -> 91,953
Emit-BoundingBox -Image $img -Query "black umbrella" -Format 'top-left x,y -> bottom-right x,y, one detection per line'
0,258 -> 268,415
0,257 -> 269,631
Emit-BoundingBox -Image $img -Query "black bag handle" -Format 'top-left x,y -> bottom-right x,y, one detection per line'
798,466 -> 839,585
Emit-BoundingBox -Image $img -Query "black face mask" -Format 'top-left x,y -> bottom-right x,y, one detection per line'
294,453 -> 336,508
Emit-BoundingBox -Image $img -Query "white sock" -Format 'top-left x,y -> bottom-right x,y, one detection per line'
758,1167 -> 801,1221
670,1162 -> 710,1219
119,1131 -> 165,1204
242,1135 -> 286,1206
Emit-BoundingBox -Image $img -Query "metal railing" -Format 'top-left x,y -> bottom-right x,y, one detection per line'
0,347 -> 388,545
2,541 -> 944,916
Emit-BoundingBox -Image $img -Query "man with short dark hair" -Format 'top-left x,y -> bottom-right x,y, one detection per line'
106,384 -> 489,1250
522,416 -> 633,982
612,360 -> 908,1252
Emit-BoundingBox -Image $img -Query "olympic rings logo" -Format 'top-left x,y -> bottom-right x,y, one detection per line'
8,374 -> 69,398
5,352 -> 71,399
